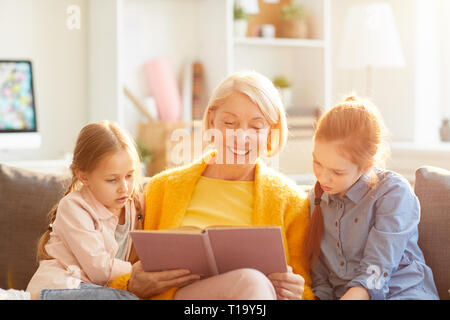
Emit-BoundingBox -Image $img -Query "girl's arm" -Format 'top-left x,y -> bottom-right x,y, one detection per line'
340,286 -> 370,300
345,181 -> 420,300
55,197 -> 132,285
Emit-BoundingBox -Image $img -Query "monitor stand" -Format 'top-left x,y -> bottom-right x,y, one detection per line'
0,132 -> 41,149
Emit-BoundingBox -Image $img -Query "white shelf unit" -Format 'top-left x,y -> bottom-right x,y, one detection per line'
231,0 -> 332,113
87,0 -> 331,175
234,37 -> 326,48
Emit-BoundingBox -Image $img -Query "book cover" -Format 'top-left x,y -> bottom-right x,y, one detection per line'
130,226 -> 288,278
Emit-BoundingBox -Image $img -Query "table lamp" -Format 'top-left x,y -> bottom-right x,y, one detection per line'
337,2 -> 406,96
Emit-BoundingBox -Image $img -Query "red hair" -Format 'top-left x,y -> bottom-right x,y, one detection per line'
304,95 -> 390,267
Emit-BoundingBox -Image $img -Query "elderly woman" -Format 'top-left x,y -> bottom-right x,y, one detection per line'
109,71 -> 314,300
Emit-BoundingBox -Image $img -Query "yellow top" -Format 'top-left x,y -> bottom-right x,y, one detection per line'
180,176 -> 253,229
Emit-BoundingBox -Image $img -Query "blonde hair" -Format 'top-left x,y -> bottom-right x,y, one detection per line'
304,95 -> 391,267
36,120 -> 143,261
202,70 -> 288,158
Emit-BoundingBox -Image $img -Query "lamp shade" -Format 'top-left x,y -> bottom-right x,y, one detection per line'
338,2 -> 406,69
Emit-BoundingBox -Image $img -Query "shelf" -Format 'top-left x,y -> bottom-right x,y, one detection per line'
234,37 -> 325,49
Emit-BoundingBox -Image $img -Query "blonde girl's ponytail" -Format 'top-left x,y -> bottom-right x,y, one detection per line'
303,181 -> 325,267
36,175 -> 80,261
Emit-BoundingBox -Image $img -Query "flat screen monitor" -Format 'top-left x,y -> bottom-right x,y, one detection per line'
0,60 -> 41,149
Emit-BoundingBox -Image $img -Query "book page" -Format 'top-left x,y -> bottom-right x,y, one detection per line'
206,226 -> 288,275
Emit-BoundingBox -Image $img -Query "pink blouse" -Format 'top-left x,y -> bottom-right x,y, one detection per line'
27,186 -> 139,296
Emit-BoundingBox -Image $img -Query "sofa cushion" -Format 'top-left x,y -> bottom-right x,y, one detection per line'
415,166 -> 450,300
0,164 -> 71,290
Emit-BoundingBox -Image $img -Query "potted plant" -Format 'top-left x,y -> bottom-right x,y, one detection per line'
234,4 -> 250,38
136,139 -> 153,176
273,76 -> 293,109
278,3 -> 308,39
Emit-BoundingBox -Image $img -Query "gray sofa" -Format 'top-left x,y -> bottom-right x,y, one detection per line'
0,163 -> 448,299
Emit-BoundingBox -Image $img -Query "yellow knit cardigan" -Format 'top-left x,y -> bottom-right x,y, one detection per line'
109,151 -> 314,300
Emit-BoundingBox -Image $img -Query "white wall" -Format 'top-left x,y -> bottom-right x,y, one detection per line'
414,0 -> 441,144
441,0 -> 450,120
0,0 -> 88,161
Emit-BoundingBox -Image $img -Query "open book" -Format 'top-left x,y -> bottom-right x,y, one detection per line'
130,226 -> 288,278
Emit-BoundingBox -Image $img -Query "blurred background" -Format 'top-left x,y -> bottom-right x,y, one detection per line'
1,0 -> 449,185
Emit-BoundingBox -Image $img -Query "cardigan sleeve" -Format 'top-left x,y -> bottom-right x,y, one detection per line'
108,272 -> 131,291
108,272 -> 178,300
284,190 -> 315,300
108,173 -> 179,300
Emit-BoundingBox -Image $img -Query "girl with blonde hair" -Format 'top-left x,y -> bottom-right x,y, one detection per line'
305,96 -> 439,300
109,70 -> 314,300
2,121 -> 145,299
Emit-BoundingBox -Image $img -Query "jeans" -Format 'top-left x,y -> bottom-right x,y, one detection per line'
39,282 -> 139,300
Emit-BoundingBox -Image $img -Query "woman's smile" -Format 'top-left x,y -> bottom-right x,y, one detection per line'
228,146 -> 251,156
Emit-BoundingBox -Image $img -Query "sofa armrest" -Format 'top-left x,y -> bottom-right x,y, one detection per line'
415,166 -> 450,300
0,163 -> 71,290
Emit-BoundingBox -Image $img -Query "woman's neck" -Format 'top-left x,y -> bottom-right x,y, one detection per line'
202,161 -> 256,181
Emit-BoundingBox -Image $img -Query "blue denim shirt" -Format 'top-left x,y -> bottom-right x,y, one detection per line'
308,168 -> 439,300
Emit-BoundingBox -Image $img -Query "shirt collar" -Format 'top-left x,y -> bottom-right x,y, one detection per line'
320,191 -> 331,205
344,171 -> 372,203
319,168 -> 374,205
80,185 -> 122,221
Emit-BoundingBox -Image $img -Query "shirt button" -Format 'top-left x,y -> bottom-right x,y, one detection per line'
354,218 -> 358,223
335,221 -> 338,227
340,261 -> 345,267
337,242 -> 340,248
384,272 -> 388,277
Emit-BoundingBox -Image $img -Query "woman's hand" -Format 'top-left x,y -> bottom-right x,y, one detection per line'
127,261 -> 201,299
267,265 -> 305,300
